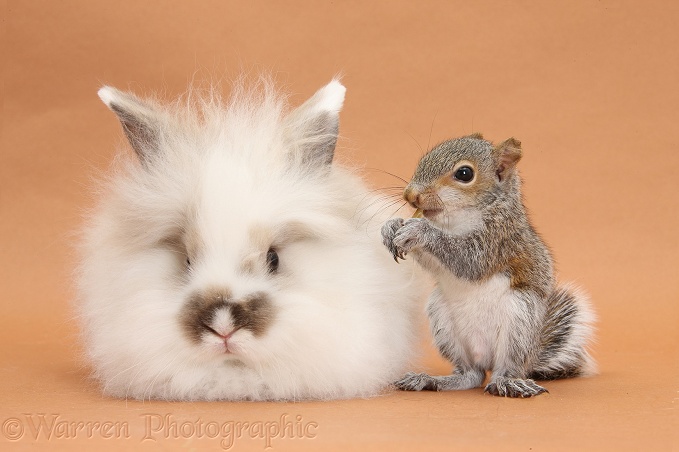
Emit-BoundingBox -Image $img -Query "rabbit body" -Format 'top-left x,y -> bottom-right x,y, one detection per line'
77,79 -> 420,401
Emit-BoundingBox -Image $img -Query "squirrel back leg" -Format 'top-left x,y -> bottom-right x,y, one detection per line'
484,291 -> 549,398
395,367 -> 485,392
396,289 -> 485,392
529,285 -> 597,381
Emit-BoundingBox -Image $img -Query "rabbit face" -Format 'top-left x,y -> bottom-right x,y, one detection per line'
167,143 -> 355,366
79,79 -> 419,401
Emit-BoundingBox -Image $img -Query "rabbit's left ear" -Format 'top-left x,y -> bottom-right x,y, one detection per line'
98,86 -> 163,164
282,79 -> 346,169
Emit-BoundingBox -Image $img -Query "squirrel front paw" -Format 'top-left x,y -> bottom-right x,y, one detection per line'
381,218 -> 405,262
392,218 -> 429,259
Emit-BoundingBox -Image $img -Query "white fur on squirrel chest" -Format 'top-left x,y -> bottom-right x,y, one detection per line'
433,272 -> 513,368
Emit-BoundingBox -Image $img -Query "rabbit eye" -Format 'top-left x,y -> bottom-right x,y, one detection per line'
453,166 -> 474,183
266,248 -> 279,274
186,257 -> 191,267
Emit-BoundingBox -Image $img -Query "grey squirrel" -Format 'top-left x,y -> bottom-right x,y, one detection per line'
382,134 -> 596,397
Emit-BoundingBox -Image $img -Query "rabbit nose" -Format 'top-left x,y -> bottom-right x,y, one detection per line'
180,289 -> 276,345
221,328 -> 238,340
214,327 -> 239,350
221,327 -> 239,345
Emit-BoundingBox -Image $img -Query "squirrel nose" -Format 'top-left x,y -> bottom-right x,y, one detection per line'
403,186 -> 420,209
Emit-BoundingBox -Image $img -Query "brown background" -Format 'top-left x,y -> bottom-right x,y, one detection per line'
2,1 -> 678,450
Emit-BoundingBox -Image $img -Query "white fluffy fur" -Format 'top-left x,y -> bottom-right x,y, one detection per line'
97,86 -> 116,106
431,273 -> 518,371
77,78 -> 421,401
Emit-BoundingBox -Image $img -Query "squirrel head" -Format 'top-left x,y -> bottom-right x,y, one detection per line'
404,134 -> 522,229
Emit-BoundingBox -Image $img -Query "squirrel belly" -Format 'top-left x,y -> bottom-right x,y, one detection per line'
428,272 -> 519,371
427,270 -> 596,381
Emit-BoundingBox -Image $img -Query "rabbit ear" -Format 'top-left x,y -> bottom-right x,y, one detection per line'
282,80 -> 346,169
98,86 -> 162,163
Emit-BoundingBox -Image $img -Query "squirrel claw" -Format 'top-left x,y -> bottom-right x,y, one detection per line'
389,247 -> 402,262
381,218 -> 407,263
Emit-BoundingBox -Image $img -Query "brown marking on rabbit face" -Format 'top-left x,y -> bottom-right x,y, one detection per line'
158,205 -> 202,265
183,222 -> 205,264
180,288 -> 276,344
158,228 -> 191,266
274,220 -> 321,244
159,231 -> 184,251
240,221 -> 321,275
250,221 -> 320,248
240,227 -> 272,274
228,293 -> 276,336
180,288 -> 230,343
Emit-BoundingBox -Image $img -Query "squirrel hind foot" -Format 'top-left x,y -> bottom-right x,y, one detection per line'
394,372 -> 439,391
395,371 -> 484,392
484,377 -> 548,398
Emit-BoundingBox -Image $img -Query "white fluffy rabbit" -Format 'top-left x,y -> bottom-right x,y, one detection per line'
76,78 -> 421,401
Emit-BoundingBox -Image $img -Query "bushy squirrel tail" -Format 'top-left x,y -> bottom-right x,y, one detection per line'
530,285 -> 597,380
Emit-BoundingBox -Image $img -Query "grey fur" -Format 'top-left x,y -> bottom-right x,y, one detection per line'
382,135 -> 596,398
297,113 -> 338,167
103,88 -> 164,164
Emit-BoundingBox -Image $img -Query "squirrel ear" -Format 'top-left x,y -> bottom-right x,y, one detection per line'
98,86 -> 162,164
468,132 -> 484,140
282,79 -> 346,170
493,138 -> 522,182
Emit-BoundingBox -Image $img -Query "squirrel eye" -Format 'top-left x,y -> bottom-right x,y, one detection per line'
453,166 -> 474,183
266,248 -> 279,274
